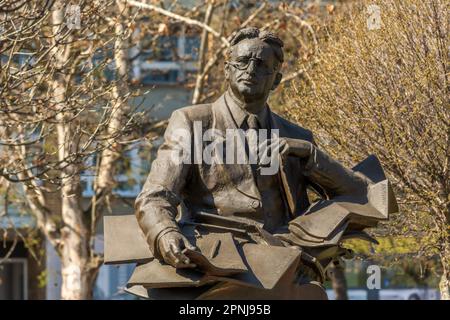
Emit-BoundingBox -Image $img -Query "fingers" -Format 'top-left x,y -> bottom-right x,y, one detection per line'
163,241 -> 196,269
163,247 -> 180,267
259,138 -> 314,160
169,242 -> 190,264
258,138 -> 286,152
175,239 -> 197,268
158,231 -> 198,269
259,144 -> 282,165
182,237 -> 198,251
279,138 -> 289,155
258,138 -> 286,165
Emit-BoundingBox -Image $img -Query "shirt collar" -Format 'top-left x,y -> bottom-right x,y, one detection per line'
224,90 -> 269,129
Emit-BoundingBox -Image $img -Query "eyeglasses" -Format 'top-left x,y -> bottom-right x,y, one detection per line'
227,57 -> 275,75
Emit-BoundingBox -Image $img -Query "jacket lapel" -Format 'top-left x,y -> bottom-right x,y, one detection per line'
211,95 -> 261,200
269,110 -> 298,217
211,94 -> 236,133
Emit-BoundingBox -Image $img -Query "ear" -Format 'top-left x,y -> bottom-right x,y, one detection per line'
271,72 -> 282,90
224,62 -> 230,81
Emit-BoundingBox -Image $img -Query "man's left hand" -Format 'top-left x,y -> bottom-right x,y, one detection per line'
258,137 -> 313,164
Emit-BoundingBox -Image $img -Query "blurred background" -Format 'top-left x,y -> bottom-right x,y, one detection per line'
0,0 -> 447,299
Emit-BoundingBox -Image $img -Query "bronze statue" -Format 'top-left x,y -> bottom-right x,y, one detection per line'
103,27 -> 398,300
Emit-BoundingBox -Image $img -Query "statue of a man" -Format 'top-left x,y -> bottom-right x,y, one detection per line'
135,27 -> 370,299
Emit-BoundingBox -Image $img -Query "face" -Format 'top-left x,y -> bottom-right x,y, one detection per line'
225,38 -> 282,104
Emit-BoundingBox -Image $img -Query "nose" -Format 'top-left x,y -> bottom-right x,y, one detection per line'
246,59 -> 257,75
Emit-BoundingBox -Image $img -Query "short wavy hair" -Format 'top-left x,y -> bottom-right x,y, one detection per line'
228,27 -> 284,68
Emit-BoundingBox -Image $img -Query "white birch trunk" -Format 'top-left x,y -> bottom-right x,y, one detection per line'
96,0 -> 130,194
439,247 -> 450,300
440,274 -> 450,300
191,1 -> 214,105
52,2 -> 96,300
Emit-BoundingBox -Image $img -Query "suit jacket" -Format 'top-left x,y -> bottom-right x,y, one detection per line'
135,94 -> 370,257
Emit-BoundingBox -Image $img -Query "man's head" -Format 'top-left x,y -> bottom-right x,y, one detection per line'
225,27 -> 284,105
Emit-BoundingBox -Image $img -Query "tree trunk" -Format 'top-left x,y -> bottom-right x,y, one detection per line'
60,228 -> 97,300
56,113 -> 98,300
192,1 -> 215,105
58,173 -> 96,299
96,0 -> 130,195
439,248 -> 450,300
52,2 -> 99,299
330,264 -> 349,300
439,274 -> 450,300
60,262 -> 97,300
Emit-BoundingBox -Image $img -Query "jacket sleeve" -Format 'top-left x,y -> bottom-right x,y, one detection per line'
135,110 -> 192,258
303,136 -> 371,199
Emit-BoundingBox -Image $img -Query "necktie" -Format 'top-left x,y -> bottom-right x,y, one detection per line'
246,114 -> 260,130
245,115 -> 261,182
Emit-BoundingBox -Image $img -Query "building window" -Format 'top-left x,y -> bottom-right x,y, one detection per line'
131,26 -> 200,85
0,258 -> 28,300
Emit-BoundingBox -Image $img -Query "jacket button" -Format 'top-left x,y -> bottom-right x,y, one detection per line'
250,200 -> 261,209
